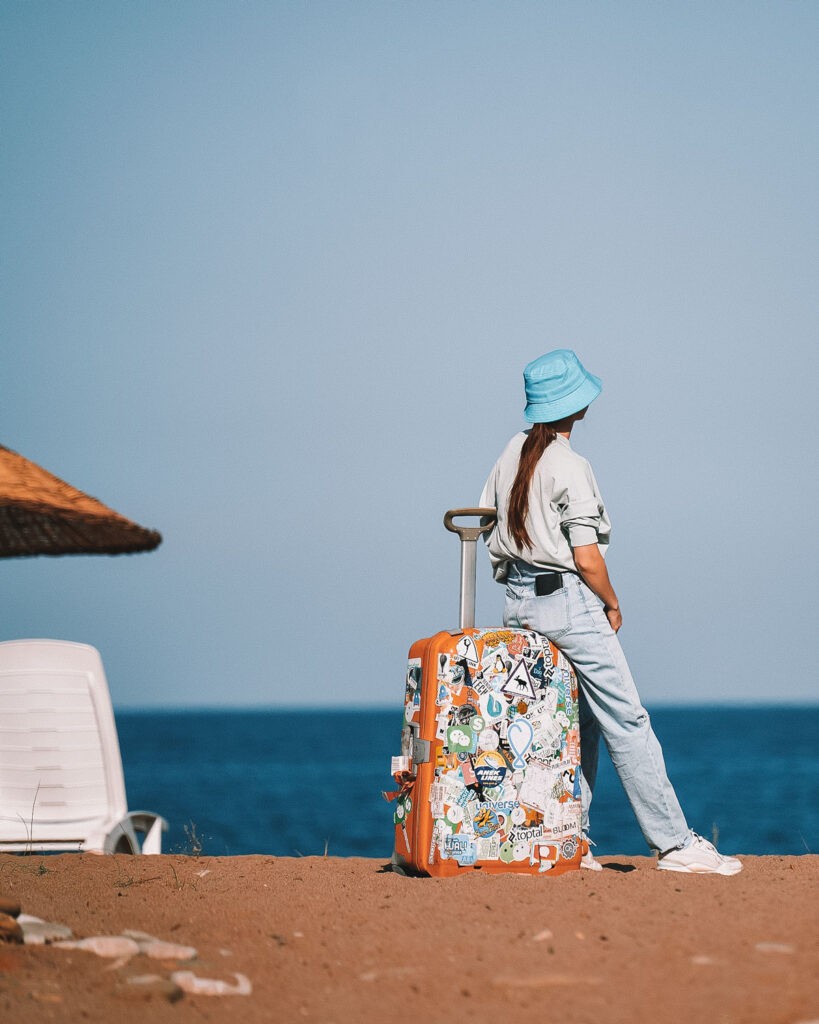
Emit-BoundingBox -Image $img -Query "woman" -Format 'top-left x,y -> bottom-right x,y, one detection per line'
479,349 -> 741,874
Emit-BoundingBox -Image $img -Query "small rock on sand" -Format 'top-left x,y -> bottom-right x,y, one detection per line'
755,942 -> 795,954
121,930 -> 197,960
0,912 -> 24,944
17,915 -> 73,945
144,940 -> 197,961
55,936 -> 141,959
171,971 -> 252,996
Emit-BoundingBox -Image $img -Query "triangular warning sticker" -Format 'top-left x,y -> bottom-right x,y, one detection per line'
501,658 -> 537,701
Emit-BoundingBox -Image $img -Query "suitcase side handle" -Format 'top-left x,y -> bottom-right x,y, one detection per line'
443,508 -> 497,630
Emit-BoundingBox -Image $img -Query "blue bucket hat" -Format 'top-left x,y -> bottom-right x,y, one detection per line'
523,349 -> 602,423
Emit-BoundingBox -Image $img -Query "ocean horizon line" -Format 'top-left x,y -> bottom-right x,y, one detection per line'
114,700 -> 819,714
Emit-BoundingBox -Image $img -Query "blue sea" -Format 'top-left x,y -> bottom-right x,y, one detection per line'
117,706 -> 818,859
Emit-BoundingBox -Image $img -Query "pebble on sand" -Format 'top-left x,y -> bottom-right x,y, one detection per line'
55,936 -> 141,959
171,971 -> 253,996
754,942 -> 795,954
0,912 -> 23,944
122,929 -> 197,960
18,914 -> 73,945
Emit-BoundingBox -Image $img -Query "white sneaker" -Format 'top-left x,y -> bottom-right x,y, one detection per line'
580,836 -> 602,872
658,833 -> 742,875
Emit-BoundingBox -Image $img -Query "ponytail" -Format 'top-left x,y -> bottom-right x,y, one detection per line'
507,423 -> 557,551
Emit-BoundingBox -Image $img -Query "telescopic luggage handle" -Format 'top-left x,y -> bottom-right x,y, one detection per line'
443,507 -> 497,631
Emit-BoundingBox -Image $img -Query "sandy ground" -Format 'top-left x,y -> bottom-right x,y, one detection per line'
0,853 -> 817,1023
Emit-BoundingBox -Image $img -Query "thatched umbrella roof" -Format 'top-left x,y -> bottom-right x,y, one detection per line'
0,445 -> 162,557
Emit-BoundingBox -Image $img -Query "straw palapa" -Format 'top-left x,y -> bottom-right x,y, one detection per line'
0,445 -> 161,557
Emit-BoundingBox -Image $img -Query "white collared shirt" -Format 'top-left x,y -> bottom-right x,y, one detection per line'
479,431 -> 611,581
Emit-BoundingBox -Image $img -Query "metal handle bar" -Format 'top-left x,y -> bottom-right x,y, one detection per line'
443,508 -> 497,630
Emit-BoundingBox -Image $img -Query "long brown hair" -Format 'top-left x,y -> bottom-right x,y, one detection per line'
507,423 -> 557,550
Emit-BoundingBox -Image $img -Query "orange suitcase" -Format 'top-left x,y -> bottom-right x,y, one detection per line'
387,509 -> 582,877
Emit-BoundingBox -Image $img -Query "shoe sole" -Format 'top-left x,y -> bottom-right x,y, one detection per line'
580,860 -> 603,871
657,860 -> 742,876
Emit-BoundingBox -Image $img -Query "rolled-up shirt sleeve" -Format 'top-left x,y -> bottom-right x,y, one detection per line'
554,460 -> 605,547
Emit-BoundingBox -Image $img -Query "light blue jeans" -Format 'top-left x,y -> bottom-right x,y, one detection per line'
503,560 -> 690,853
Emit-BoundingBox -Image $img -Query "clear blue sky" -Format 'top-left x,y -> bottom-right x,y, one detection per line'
2,1 -> 817,707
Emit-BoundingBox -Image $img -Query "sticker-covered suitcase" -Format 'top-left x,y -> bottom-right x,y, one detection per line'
387,508 -> 582,877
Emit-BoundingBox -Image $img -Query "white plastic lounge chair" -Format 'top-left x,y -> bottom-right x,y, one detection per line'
0,639 -> 166,854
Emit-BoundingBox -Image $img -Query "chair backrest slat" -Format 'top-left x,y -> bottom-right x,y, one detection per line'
0,640 -> 128,845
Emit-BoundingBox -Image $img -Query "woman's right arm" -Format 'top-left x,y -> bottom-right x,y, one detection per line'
571,543 -> 622,632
